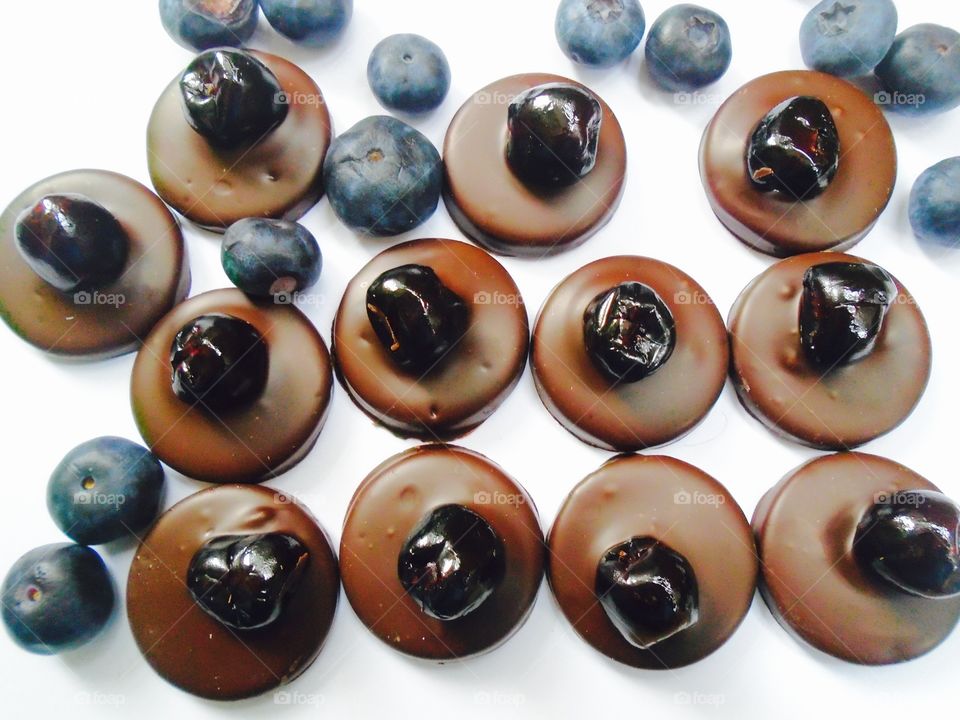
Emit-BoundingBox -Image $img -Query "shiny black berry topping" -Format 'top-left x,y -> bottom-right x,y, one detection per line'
170,313 -> 269,411
506,82 -> 602,188
747,96 -> 840,200
398,504 -> 505,621
799,262 -> 897,368
596,537 -> 699,649
187,533 -> 309,630
14,194 -> 129,293
854,490 -> 960,599
366,264 -> 469,374
583,282 -> 676,384
179,48 -> 288,148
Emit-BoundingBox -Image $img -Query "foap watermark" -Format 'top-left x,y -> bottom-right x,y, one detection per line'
673,91 -> 724,107
274,690 -> 325,707
874,90 -> 925,110
474,290 -> 523,307
274,90 -> 326,108
674,691 -> 725,707
474,490 -> 526,507
75,691 -> 126,707
73,489 -> 125,508
472,90 -> 519,106
272,290 -> 325,307
674,490 -> 725,507
74,290 -> 125,308
874,490 -> 926,507
674,289 -> 713,306
474,691 -> 526,708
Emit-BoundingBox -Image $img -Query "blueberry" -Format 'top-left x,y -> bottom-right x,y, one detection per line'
506,83 -> 603,188
2,544 -> 114,654
800,0 -> 898,78
398,505 -> 505,621
596,537 -> 699,649
170,314 -> 269,412
799,262 -> 897,368
260,0 -> 351,45
188,534 -> 309,629
322,116 -> 442,236
747,96 -> 840,200
875,24 -> 960,116
367,34 -> 451,114
909,157 -> 960,247
644,4 -> 732,91
366,264 -> 470,374
555,0 -> 646,68
47,437 -> 165,546
159,0 -> 260,51
15,194 -> 129,293
222,218 -> 321,298
180,49 -> 288,148
583,282 -> 675,383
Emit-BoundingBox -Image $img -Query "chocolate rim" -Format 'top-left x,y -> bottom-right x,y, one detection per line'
443,73 -> 626,257
531,256 -> 728,451
147,50 -> 332,232
131,288 -> 333,483
332,238 -> 529,440
753,452 -> 960,665
728,251 -> 931,449
699,70 -> 896,257
0,169 -> 189,360
339,444 -> 546,660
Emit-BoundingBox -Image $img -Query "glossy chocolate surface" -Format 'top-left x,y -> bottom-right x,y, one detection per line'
548,454 -> 757,669
148,51 -> 331,232
340,445 -> 545,660
333,239 -> 528,440
131,289 -> 333,483
728,252 -> 930,449
443,73 -> 626,256
700,71 -> 896,256
753,452 -> 960,664
532,256 -> 728,451
127,485 -> 339,700
0,170 -> 189,360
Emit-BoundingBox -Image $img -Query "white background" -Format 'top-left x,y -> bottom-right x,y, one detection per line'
1,0 -> 957,717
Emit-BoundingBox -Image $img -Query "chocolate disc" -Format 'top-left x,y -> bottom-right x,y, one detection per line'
148,51 -> 332,232
340,445 -> 545,660
754,452 -> 960,665
532,256 -> 728,451
0,170 -> 189,360
728,252 -> 930,449
700,71 -> 896,256
443,73 -> 626,256
333,239 -> 528,440
127,485 -> 339,700
548,454 -> 757,668
131,289 -> 333,483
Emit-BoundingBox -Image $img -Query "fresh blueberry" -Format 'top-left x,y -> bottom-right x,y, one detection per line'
322,116 -> 442,236
367,34 -> 451,113
159,0 -> 260,51
799,0 -> 898,78
222,218 -> 321,298
875,24 -> 960,115
2,544 -> 114,654
909,157 -> 960,247
555,0 -> 646,68
47,437 -> 165,546
260,0 -> 352,45
644,4 -> 732,91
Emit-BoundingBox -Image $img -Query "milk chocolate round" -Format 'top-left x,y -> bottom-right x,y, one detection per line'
443,74 -> 626,256
127,485 -> 339,700
548,454 -> 757,668
532,257 -> 728,451
0,170 -> 189,360
333,239 -> 528,440
700,71 -> 896,256
728,252 -> 930,449
148,51 -> 332,232
131,289 -> 333,483
754,452 -> 960,665
340,445 -> 545,660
